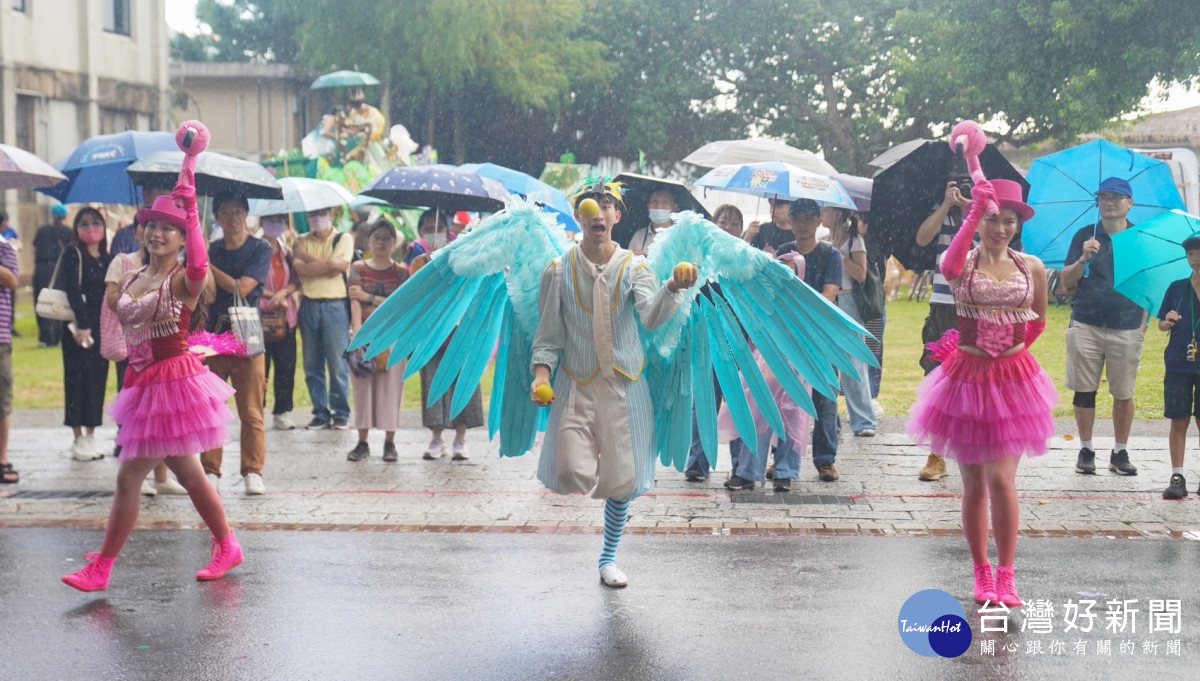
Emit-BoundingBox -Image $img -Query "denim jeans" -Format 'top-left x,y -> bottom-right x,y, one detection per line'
836,292 -> 878,434
299,298 -> 351,421
732,434 -> 800,482
811,390 -> 840,469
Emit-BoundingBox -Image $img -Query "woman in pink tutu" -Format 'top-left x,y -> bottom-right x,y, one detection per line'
906,178 -> 1055,608
63,176 -> 243,592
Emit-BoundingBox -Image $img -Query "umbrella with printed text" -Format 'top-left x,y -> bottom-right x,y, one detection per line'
38,131 -> 178,205
1023,140 -> 1185,269
683,139 -> 837,175
694,162 -> 856,207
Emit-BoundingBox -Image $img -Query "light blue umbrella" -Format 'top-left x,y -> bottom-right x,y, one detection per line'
1112,210 -> 1200,313
1022,139 -> 1185,268
459,162 -> 578,231
694,162 -> 855,209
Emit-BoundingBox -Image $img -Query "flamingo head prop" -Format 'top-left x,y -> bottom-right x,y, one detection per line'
948,120 -> 986,159
175,120 -> 210,157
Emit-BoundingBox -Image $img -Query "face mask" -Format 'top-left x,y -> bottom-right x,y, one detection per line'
426,232 -> 448,250
78,227 -> 104,245
309,214 -> 331,234
648,209 -> 672,225
261,217 -> 288,239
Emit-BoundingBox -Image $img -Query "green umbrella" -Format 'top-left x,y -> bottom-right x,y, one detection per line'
311,70 -> 380,90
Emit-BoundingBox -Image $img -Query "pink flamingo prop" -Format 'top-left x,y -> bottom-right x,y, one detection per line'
174,120 -> 210,190
948,120 -> 997,217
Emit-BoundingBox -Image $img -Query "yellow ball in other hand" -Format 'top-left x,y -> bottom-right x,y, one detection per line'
578,198 -> 600,219
674,262 -> 696,281
534,384 -> 555,406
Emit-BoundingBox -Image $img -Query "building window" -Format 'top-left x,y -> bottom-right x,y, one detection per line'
103,0 -> 130,36
12,0 -> 26,12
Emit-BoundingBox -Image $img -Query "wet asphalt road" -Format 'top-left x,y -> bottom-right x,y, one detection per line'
2,528 -> 1198,680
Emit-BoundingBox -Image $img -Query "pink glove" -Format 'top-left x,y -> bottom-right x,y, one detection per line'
940,180 -> 994,282
172,183 -> 208,282
1024,319 -> 1045,348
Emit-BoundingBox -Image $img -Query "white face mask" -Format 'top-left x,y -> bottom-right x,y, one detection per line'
426,232 -> 448,250
310,214 -> 331,234
261,217 -> 288,239
648,209 -> 672,225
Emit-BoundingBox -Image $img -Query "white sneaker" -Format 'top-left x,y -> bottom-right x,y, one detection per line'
207,472 -> 221,494
140,478 -> 157,496
71,436 -> 102,462
272,414 -> 295,430
155,477 -> 189,495
451,440 -> 469,461
871,399 -> 885,418
244,473 -> 265,496
599,565 -> 628,588
422,439 -> 447,460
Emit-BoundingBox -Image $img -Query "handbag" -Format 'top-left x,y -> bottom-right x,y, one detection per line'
35,248 -> 80,322
260,308 -> 288,343
227,288 -> 265,356
100,254 -> 137,362
853,259 -> 885,322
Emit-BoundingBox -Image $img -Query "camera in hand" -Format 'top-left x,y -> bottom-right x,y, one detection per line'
955,178 -> 972,199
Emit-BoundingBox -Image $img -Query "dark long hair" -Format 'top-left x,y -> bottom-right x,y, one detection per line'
71,207 -> 111,266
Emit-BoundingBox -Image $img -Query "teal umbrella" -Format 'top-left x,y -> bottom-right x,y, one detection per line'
1112,210 -> 1200,313
311,70 -> 380,90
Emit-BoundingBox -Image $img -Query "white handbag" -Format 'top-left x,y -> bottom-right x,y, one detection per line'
35,248 -> 80,322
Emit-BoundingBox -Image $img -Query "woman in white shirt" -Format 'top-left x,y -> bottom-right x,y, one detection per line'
824,207 -> 878,436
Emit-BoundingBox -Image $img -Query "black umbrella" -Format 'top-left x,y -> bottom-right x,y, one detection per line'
611,173 -> 711,248
125,150 -> 283,199
362,166 -> 509,213
870,140 -> 1027,271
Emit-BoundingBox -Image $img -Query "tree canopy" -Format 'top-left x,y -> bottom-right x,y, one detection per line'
172,0 -> 1200,173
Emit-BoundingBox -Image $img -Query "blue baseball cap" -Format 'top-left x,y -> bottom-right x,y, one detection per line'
1096,177 -> 1133,200
51,204 -> 68,217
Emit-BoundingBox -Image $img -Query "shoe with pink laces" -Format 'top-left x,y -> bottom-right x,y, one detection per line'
62,552 -> 115,592
973,563 -> 996,604
196,533 -> 244,581
994,565 -> 1022,608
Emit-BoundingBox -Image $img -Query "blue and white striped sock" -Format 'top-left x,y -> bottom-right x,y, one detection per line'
598,498 -> 630,569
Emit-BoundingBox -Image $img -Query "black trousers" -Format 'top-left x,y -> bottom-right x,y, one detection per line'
264,327 -> 297,415
62,334 -> 109,428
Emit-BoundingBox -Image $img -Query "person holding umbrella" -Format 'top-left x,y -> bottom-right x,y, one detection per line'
1156,236 -> 1200,499
1059,177 -> 1144,477
628,189 -> 679,255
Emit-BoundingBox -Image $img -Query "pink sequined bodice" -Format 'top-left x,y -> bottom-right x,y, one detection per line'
117,265 -> 190,370
954,249 -> 1038,357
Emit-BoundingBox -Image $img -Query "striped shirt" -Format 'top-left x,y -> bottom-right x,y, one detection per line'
929,210 -> 973,305
0,240 -> 18,344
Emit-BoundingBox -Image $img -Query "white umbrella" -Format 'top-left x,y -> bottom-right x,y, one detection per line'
683,139 -> 836,175
250,177 -> 356,216
0,143 -> 66,191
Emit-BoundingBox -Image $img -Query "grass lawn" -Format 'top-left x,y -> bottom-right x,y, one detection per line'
11,291 -> 1168,420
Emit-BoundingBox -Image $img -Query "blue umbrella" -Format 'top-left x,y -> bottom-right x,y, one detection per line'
459,162 -> 578,231
361,166 -> 510,213
1022,140 -> 1185,268
37,131 -> 178,205
694,162 -> 855,209
1112,210 -> 1200,314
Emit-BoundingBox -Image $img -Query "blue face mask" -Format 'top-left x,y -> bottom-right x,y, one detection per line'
648,209 -> 672,225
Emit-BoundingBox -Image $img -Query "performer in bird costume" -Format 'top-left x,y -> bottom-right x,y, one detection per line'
352,176 -> 875,587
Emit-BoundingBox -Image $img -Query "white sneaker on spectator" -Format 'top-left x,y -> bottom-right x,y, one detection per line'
871,399 -> 885,418
244,473 -> 265,495
71,436 -> 102,462
273,414 -> 295,431
207,472 -> 221,494
156,477 -> 189,495
140,478 -> 157,496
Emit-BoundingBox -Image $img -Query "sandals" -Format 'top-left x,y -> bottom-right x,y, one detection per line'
0,462 -> 18,484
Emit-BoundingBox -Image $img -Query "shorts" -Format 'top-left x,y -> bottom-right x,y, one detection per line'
0,344 -> 10,418
1164,372 -> 1200,420
1064,320 -> 1144,400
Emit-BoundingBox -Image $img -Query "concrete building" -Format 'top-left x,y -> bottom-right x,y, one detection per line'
170,61 -> 323,161
0,0 -> 169,271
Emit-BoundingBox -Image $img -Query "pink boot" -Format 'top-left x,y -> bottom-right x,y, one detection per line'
973,563 -> 996,604
196,533 -> 243,581
994,565 -> 1022,608
62,552 -> 115,592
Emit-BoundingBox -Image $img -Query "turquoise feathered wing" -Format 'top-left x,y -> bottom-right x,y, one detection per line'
641,211 -> 878,472
350,197 -> 565,457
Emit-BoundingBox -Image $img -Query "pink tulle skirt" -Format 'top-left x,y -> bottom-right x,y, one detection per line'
110,353 -> 235,461
906,348 -> 1057,464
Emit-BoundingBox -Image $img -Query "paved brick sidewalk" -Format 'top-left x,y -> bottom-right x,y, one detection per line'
3,411 -> 1198,538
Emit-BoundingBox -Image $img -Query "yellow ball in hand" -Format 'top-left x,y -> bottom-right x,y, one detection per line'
534,384 -> 554,405
674,262 -> 696,281
578,198 -> 600,220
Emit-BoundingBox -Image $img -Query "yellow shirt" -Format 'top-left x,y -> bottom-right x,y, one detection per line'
295,231 -> 354,299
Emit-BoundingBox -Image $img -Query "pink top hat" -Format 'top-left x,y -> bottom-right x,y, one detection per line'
991,179 -> 1034,222
136,195 -> 187,230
